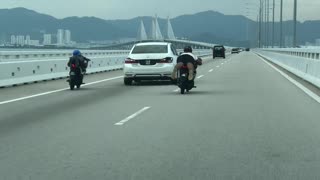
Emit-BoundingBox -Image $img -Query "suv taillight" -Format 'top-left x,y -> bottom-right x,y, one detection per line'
125,58 -> 138,64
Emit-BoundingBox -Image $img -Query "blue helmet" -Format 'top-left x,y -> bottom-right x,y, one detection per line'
73,50 -> 81,56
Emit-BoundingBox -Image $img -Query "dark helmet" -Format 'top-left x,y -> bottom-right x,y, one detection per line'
184,46 -> 192,53
73,49 -> 81,56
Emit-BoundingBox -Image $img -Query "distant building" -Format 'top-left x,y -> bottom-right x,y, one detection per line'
29,40 -> 40,46
25,35 -> 31,45
0,33 -> 5,45
43,34 -> 52,45
17,35 -> 25,46
305,42 -> 314,47
65,30 -> 71,44
315,39 -> 320,46
285,36 -> 293,47
57,29 -> 64,45
11,35 -> 16,45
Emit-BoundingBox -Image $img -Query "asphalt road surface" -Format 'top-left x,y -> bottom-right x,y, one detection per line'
0,52 -> 320,180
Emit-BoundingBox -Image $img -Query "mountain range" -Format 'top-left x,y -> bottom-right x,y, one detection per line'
0,8 -> 320,47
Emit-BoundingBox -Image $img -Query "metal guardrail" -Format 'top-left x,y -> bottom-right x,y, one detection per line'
101,39 -> 235,52
0,49 -> 212,87
255,49 -> 320,88
262,48 -> 320,61
0,50 -> 130,63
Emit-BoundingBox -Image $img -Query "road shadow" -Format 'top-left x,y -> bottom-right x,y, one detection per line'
134,80 -> 175,86
67,87 -> 97,92
163,89 -> 239,96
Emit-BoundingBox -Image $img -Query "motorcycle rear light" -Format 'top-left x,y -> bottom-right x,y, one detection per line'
125,58 -> 138,64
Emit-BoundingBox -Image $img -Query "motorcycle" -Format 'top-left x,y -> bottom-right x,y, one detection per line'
68,65 -> 84,90
176,58 -> 202,94
177,66 -> 196,94
68,58 -> 90,90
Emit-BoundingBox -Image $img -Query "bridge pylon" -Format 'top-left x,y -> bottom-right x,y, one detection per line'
137,20 -> 148,41
165,17 -> 176,40
150,15 -> 163,40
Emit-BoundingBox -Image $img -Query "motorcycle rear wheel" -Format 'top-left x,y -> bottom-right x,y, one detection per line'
180,88 -> 185,94
70,83 -> 75,90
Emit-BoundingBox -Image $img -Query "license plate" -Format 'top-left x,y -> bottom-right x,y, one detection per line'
181,74 -> 186,77
146,60 -> 151,65
70,72 -> 75,75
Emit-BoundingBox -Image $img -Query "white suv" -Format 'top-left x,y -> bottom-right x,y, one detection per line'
123,42 -> 178,85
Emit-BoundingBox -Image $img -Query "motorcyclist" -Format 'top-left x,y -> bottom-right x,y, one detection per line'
67,50 -> 90,84
172,46 -> 200,81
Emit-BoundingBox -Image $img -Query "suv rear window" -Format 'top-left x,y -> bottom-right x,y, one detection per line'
132,45 -> 168,54
214,47 -> 224,50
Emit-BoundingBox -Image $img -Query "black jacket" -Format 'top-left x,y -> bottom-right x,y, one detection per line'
177,54 -> 196,65
67,55 -> 90,69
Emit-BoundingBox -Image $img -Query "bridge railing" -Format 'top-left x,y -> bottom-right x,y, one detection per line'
255,48 -> 320,88
0,50 -> 130,63
261,48 -> 320,60
0,49 -> 213,87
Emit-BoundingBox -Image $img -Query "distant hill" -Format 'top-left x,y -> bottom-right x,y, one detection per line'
0,8 -> 58,39
0,8 -> 320,47
0,8 -> 127,42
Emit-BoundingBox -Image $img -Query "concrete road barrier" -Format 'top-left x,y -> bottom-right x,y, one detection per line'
255,49 -> 320,88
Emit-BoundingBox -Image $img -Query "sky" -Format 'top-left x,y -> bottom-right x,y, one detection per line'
1,0 -> 319,21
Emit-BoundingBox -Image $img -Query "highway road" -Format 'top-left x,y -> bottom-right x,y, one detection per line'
0,52 -> 320,180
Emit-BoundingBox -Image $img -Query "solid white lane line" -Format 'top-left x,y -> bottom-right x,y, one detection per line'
0,88 -> 69,105
115,107 -> 151,126
197,75 -> 205,79
258,56 -> 320,104
0,76 -> 124,105
209,69 -> 214,72
82,76 -> 123,86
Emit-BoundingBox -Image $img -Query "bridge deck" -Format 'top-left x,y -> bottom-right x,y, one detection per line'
0,53 -> 320,180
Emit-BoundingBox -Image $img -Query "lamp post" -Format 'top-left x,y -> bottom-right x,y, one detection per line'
264,0 -> 267,47
258,0 -> 263,48
244,1 -> 261,48
280,0 -> 283,47
267,0 -> 270,48
261,0 -> 265,47
293,0 -> 297,47
245,7 -> 250,42
272,0 -> 275,47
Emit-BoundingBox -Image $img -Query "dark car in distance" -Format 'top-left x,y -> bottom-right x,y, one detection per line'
231,48 -> 240,54
213,45 -> 226,59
